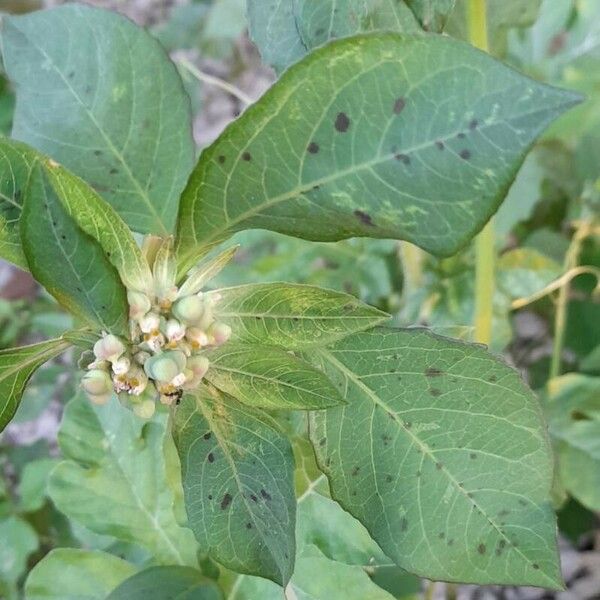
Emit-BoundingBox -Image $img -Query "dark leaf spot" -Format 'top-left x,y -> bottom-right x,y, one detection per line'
469,119 -> 479,130
334,112 -> 350,133
93,150 -> 102,156
218,155 -> 226,164
429,388 -> 441,397
457,132 -> 466,139
246,522 -> 253,529
208,453 -> 215,463
425,367 -> 444,378
435,140 -> 445,150
68,71 -> 75,79
394,153 -> 411,165
518,499 -> 527,506
250,494 -> 258,502
460,149 -> 471,160
307,142 -> 320,154
477,543 -> 486,555
393,97 -> 406,114
203,432 -> 211,440
436,462 -> 443,470
109,168 -> 118,175
208,494 -> 213,500
438,532 -> 445,539
533,563 -> 539,570
351,466 -> 360,476
488,375 -> 497,382
242,152 -> 252,161
470,453 -> 477,460
220,493 -> 232,510
319,437 -> 326,446
260,489 -> 272,501
354,209 -> 374,226
386,474 -> 393,483
400,517 -> 408,531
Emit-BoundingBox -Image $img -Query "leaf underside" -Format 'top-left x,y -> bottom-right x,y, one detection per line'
308,328 -> 562,588
176,34 -> 579,261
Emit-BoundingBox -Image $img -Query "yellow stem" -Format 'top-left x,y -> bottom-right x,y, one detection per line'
468,0 -> 494,345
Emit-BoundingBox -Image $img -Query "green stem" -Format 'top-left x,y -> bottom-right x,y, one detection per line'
468,0 -> 494,345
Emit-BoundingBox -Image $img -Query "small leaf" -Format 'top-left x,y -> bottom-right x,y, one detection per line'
212,283 -> 389,348
247,0 -> 420,72
1,3 -> 194,235
0,516 -> 39,586
547,374 -> 600,511
106,566 -> 222,600
173,390 -> 296,585
177,245 -> 238,295
44,159 -> 153,294
0,337 -> 70,433
20,164 -> 129,335
61,329 -> 101,349
25,549 -> 136,600
205,343 -> 345,410
48,395 -> 199,566
309,328 -> 562,587
405,0 -> 456,32
0,136 -> 39,269
176,34 -> 580,261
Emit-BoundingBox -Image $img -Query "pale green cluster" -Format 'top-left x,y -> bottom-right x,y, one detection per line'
80,241 -> 231,418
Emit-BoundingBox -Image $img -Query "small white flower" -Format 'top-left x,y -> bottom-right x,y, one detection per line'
93,334 -> 126,363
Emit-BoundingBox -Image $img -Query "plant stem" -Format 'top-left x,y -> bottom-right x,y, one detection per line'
424,581 -> 436,600
400,242 -> 425,292
549,222 -> 592,379
177,56 -> 253,106
468,0 -> 494,346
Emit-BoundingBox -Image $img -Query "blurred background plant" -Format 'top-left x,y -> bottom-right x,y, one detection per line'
0,0 -> 598,598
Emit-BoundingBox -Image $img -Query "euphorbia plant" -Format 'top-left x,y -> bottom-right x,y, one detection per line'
0,1 -> 583,597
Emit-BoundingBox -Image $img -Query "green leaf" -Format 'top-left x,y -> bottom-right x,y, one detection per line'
0,337 -> 70,433
405,0 -> 456,32
24,549 -> 136,600
247,0 -> 420,73
19,458 -> 61,512
21,164 -> 129,335
106,566 -> 222,600
48,395 -> 199,566
205,343 -> 345,410
1,3 -> 194,235
176,34 -> 580,261
173,391 -> 296,585
446,0 -> 542,57
44,160 -> 153,294
0,516 -> 38,585
308,328 -> 562,587
212,283 -> 389,348
0,136 -> 38,269
547,374 -> 600,511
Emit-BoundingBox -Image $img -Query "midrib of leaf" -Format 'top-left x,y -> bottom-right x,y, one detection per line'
17,33 -> 169,235
188,393 -> 285,571
99,414 -> 188,566
315,346 -> 557,587
186,96 -> 564,256
216,310 -> 382,321
207,363 -> 334,403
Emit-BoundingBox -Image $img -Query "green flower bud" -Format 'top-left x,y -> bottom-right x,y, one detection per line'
144,351 -> 187,383
82,369 -> 113,401
93,335 -> 125,363
172,295 -> 205,325
127,290 -> 152,320
208,322 -> 232,346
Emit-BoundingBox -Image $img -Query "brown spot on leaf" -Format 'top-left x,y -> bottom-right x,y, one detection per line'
435,140 -> 445,150
429,388 -> 441,397
261,489 -> 272,501
400,517 -> 408,531
242,152 -> 252,161
250,494 -> 258,502
220,493 -> 232,510
203,432 -> 211,440
354,209 -> 374,226
393,97 -> 406,114
246,523 -> 253,529
460,149 -> 471,160
351,466 -> 360,476
533,563 -> 539,570
208,453 -> 215,463
334,112 -> 350,132
469,119 -> 479,130
395,153 -> 411,165
307,142 -> 320,154
218,155 -> 226,164
478,543 -> 486,555
470,453 -> 477,460
425,367 -> 444,378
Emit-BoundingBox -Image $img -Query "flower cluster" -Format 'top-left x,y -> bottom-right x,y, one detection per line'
80,240 -> 232,418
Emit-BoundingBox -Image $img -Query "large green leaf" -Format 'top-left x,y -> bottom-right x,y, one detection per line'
0,337 -> 70,433
25,549 -> 136,600
205,343 -> 345,410
405,0 -> 456,31
21,164 -> 129,335
106,566 -> 222,600
547,374 -> 600,511
212,283 -> 389,348
247,0 -> 420,73
0,137 -> 38,269
0,516 -> 38,587
1,3 -> 194,235
174,391 -> 296,585
176,34 -> 580,263
446,0 -> 542,57
48,395 -> 198,566
308,328 -> 561,587
44,159 -> 153,294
